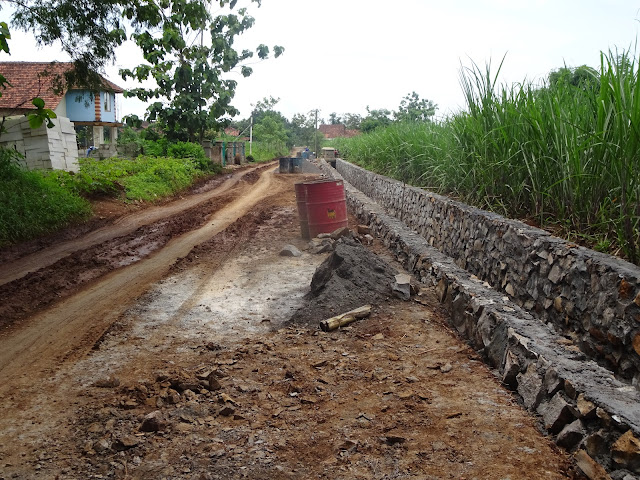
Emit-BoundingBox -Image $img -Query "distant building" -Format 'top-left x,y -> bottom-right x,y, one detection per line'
318,124 -> 360,139
0,61 -> 124,170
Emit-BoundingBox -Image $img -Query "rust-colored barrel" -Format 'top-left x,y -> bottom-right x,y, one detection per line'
294,182 -> 310,239
305,180 -> 348,238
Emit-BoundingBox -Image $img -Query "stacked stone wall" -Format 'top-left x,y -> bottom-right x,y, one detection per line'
0,116 -> 79,172
334,159 -> 640,386
319,159 -> 640,479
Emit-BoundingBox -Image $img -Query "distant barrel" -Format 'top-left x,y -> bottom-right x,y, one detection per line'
290,157 -> 303,174
279,157 -> 290,173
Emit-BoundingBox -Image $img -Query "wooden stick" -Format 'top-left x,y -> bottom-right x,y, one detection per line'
320,305 -> 372,332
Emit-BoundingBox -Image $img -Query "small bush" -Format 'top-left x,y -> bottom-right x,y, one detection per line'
167,141 -> 211,170
167,141 -> 205,160
0,149 -> 91,246
143,137 -> 169,157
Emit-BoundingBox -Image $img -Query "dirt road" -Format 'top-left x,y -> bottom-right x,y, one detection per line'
0,164 -> 578,479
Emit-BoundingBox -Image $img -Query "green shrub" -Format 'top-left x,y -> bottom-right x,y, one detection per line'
0,149 -> 91,246
143,137 -> 169,157
167,141 -> 211,170
167,141 -> 205,160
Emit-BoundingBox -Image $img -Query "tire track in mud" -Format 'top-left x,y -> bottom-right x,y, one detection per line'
0,165 -> 273,331
0,167 -> 286,394
0,164 -> 265,287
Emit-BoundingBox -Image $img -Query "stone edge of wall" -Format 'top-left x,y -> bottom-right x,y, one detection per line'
317,159 -> 640,479
333,159 -> 640,387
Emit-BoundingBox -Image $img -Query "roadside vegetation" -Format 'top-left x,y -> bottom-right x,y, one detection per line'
335,49 -> 640,265
0,139 -> 220,247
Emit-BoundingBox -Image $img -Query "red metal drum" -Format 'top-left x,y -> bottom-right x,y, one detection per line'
304,179 -> 348,238
294,182 -> 310,239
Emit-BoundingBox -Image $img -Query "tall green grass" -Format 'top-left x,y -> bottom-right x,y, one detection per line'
336,49 -> 640,264
247,141 -> 288,162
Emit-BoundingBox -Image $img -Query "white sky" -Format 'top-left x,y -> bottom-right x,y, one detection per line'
4,1 -> 640,122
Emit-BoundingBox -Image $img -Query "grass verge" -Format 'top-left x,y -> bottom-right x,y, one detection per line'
0,148 -> 222,248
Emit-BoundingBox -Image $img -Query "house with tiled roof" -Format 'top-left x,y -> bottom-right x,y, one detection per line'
0,62 -> 124,171
318,124 -> 360,139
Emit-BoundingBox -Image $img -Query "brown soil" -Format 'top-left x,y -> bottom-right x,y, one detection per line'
0,164 -> 580,479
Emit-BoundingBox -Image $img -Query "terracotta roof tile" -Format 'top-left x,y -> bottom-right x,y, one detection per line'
319,124 -> 363,139
0,62 -> 124,113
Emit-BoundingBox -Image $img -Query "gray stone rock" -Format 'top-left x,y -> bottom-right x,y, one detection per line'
517,364 -> 544,410
548,264 -> 563,284
93,438 -> 111,453
486,321 -> 509,367
311,244 -> 333,254
280,245 -> 302,257
502,350 -> 520,388
392,274 -> 411,300
112,435 -> 140,451
219,405 -> 235,417
330,227 -> 351,240
207,373 -> 222,391
556,419 -> 585,450
585,431 -> 609,458
357,224 -> 371,235
93,376 -> 120,388
543,367 -> 563,396
140,411 -> 166,433
540,392 -> 578,434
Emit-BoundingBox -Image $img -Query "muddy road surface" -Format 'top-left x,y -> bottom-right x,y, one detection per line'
0,164 -> 579,479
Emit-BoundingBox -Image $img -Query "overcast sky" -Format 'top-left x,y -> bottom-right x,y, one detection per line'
5,1 -> 640,122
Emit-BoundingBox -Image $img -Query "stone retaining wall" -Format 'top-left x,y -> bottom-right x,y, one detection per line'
334,159 -> 640,387
319,160 -> 640,479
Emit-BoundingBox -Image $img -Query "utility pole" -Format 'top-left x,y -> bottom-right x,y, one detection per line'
314,109 -> 318,158
249,116 -> 253,155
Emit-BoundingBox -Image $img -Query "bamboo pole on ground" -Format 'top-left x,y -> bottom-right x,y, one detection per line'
320,305 -> 372,332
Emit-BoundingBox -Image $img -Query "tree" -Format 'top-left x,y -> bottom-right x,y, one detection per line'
548,65 -> 599,92
328,112 -> 342,125
288,111 -> 320,147
120,2 -> 283,142
394,91 -> 437,122
361,107 -> 393,133
252,111 -> 288,146
342,113 -> 362,130
7,0 -> 283,141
